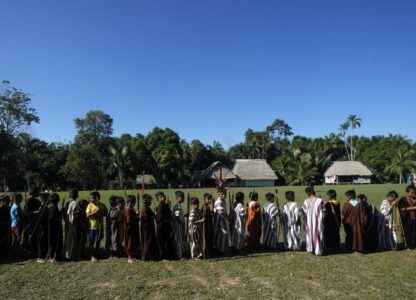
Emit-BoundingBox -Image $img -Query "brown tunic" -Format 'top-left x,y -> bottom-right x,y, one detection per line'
342,201 -> 367,252
124,207 -> 140,258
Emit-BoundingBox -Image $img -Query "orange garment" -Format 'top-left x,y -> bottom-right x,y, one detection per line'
246,201 -> 262,247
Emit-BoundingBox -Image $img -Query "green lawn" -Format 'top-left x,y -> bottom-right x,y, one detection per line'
1,184 -> 414,299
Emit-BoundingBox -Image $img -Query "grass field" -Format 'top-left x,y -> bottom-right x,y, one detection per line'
1,184 -> 414,299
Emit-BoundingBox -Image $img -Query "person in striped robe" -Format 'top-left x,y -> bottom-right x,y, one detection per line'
282,191 -> 301,251
214,187 -> 229,255
302,187 -> 324,256
188,197 -> 203,260
262,193 -> 279,249
231,192 -> 246,251
172,191 -> 188,260
378,191 -> 398,250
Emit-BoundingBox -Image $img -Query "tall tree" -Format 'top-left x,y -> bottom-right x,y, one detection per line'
347,114 -> 362,160
0,80 -> 39,135
384,146 -> 416,184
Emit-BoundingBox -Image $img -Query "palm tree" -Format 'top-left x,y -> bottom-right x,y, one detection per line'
385,146 -> 416,184
339,122 -> 351,161
109,145 -> 129,189
347,114 -> 362,160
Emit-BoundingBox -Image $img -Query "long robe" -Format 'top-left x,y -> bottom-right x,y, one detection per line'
231,202 -> 246,250
65,199 -> 79,260
398,196 -> 416,249
263,202 -> 279,249
342,200 -> 367,253
201,205 -> 214,259
172,202 -> 188,259
36,203 -> 49,259
282,202 -> 301,250
0,205 -> 11,258
213,198 -> 229,254
364,202 -> 379,252
46,205 -> 63,260
323,201 -> 341,251
188,207 -> 203,259
140,205 -> 158,261
109,207 -> 121,253
246,201 -> 262,248
124,207 -> 140,258
23,197 -> 41,254
155,203 -> 174,260
378,199 -> 397,250
75,209 -> 88,260
302,197 -> 324,256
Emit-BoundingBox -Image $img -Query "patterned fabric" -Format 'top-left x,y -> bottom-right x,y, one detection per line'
214,198 -> 229,254
263,202 -> 279,249
282,202 -> 301,251
188,208 -> 203,259
302,197 -> 324,256
231,202 -> 246,250
172,202 -> 188,259
378,199 -> 397,250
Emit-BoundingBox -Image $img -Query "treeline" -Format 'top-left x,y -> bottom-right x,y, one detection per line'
1,81 -> 416,191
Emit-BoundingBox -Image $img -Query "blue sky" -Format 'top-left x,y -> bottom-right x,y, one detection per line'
1,0 -> 415,148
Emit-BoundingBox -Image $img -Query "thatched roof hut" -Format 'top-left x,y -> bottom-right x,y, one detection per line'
192,161 -> 236,187
136,174 -> 157,185
232,159 -> 277,187
324,161 -> 372,184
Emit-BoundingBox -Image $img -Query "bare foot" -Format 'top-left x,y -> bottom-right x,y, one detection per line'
128,258 -> 134,264
91,256 -> 98,263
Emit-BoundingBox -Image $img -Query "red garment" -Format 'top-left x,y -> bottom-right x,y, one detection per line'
246,201 -> 262,247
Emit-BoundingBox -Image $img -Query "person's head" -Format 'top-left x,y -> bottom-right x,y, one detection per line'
327,189 -> 337,201
175,191 -> 185,203
249,192 -> 258,202
40,192 -> 49,204
386,191 -> 398,202
357,194 -> 367,203
235,192 -> 244,204
78,199 -> 89,211
217,187 -> 226,201
143,194 -> 152,206
127,195 -> 136,208
116,197 -> 125,209
69,189 -> 79,200
12,193 -> 22,205
109,195 -> 117,208
156,191 -> 166,203
203,193 -> 213,205
89,191 -> 99,204
305,187 -> 315,197
191,197 -> 199,209
405,185 -> 416,198
265,193 -> 274,203
49,193 -> 60,205
345,190 -> 356,201
285,191 -> 295,202
28,186 -> 40,197
0,195 -> 11,207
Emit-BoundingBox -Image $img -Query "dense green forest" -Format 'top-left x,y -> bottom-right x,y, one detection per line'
1,81 -> 415,190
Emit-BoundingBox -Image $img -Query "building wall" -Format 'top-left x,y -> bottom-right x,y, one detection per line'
243,180 -> 275,187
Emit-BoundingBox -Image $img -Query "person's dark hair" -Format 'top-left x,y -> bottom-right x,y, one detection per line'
89,191 -> 100,200
155,191 -> 165,199
12,193 -> 22,201
265,193 -> 274,201
305,187 -> 315,196
249,192 -> 258,201
28,186 -> 40,197
175,191 -> 185,198
40,192 -> 50,202
0,195 -> 10,203
190,197 -> 199,206
127,195 -> 136,204
345,190 -> 356,199
69,189 -> 78,200
116,197 -> 124,204
235,192 -> 244,203
143,194 -> 152,203
49,193 -> 60,205
109,195 -> 117,207
285,191 -> 295,202
327,189 -> 337,200
357,194 -> 367,202
204,193 -> 213,200
387,190 -> 398,199
406,185 -> 416,193
78,199 -> 89,211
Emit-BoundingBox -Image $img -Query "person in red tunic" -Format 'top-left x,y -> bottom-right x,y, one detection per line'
246,192 -> 262,248
124,195 -> 140,264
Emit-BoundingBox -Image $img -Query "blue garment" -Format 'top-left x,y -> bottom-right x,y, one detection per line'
349,200 -> 359,207
11,203 -> 22,227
